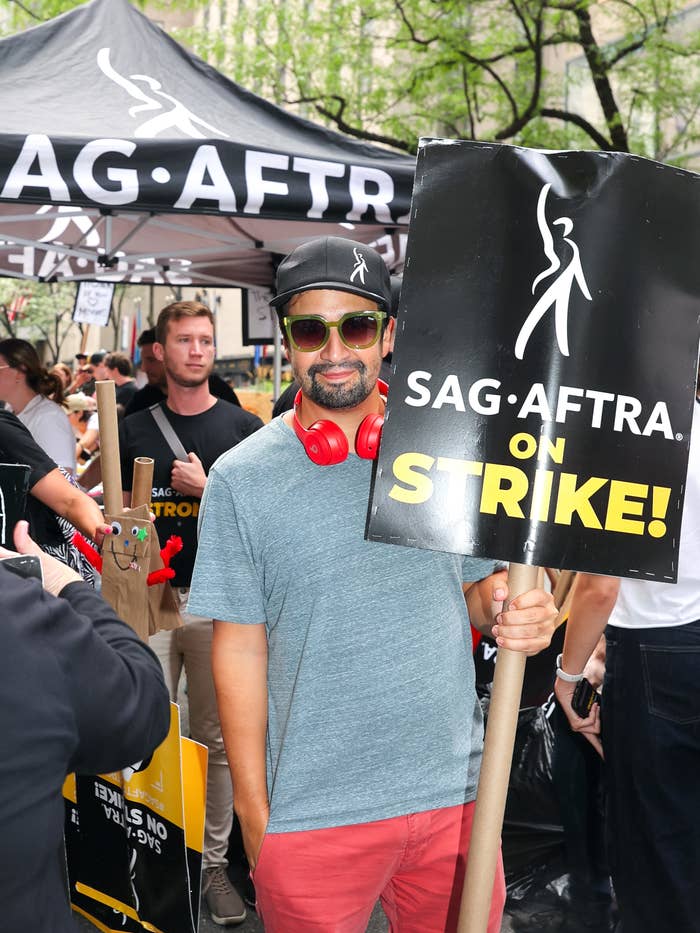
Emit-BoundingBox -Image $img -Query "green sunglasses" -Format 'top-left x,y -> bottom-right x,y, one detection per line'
283,310 -> 387,352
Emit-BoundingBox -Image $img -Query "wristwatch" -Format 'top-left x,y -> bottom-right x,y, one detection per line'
555,653 -> 584,683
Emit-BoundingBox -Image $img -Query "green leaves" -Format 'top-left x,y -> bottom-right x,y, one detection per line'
2,0 -> 697,160
177,0 -> 700,161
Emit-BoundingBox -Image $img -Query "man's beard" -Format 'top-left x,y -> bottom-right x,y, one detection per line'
164,362 -> 211,389
298,360 -> 373,409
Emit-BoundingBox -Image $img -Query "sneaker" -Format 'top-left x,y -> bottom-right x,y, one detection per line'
203,865 -> 247,925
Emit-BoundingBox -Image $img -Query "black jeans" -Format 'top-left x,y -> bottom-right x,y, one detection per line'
603,620 -> 700,933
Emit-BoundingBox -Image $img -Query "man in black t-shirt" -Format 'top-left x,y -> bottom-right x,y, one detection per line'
120,301 -> 261,927
125,328 -> 242,415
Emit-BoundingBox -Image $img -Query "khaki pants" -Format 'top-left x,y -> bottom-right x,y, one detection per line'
149,587 -> 233,868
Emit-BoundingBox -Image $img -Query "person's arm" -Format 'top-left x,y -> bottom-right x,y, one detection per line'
76,426 -> 99,462
553,572 -> 619,757
212,619 -> 269,869
1,521 -> 170,772
465,567 -> 558,656
30,467 -> 110,544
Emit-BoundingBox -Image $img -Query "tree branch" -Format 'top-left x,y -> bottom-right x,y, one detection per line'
573,3 -> 629,150
540,107 -> 614,149
8,0 -> 42,21
392,0 -> 439,46
456,49 -> 520,123
462,63 -> 476,140
288,94 -> 415,152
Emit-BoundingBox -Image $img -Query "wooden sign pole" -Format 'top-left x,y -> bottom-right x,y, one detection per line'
457,562 -> 539,933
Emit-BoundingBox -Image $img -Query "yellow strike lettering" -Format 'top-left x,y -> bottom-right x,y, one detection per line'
389,452 -> 435,504
529,469 -> 554,522
509,433 -> 537,460
508,433 -> 565,464
648,486 -> 671,538
436,457 -> 483,513
176,502 -> 193,518
150,501 -> 162,516
554,474 -> 607,529
537,436 -> 565,464
480,464 -> 528,518
192,502 -> 199,518
162,502 -> 177,518
605,480 -> 647,535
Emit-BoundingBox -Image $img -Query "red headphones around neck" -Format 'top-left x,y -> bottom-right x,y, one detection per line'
292,380 -> 388,466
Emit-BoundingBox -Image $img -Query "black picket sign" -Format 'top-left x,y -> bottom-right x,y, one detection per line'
368,141 -> 700,581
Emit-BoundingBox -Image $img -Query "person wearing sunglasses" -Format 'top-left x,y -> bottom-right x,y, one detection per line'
189,236 -> 557,933
270,273 -> 402,419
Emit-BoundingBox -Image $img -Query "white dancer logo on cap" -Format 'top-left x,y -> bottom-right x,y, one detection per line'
514,183 -> 591,360
350,247 -> 368,285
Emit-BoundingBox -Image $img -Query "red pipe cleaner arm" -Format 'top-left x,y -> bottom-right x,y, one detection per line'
146,535 -> 183,587
72,532 -> 102,574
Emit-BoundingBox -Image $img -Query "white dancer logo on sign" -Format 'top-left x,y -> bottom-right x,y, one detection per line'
514,183 -> 592,360
96,48 -> 230,140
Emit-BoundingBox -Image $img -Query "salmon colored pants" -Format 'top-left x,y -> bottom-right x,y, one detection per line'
252,802 -> 506,933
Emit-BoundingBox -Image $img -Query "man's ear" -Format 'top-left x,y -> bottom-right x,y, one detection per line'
153,342 -> 165,362
382,316 -> 396,355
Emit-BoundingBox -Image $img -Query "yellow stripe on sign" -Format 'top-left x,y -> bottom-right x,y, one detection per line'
123,702 -> 185,829
181,736 -> 208,856
62,773 -> 77,804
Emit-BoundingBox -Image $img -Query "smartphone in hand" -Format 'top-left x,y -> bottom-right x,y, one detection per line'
572,677 -> 600,718
0,554 -> 43,584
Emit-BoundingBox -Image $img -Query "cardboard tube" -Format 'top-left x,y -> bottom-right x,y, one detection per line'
131,457 -> 154,510
95,380 -> 122,517
457,562 -> 540,933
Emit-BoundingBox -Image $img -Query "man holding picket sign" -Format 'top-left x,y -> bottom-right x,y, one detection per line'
188,235 -> 558,932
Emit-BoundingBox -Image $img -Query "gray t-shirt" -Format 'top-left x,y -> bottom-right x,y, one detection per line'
188,417 -> 497,833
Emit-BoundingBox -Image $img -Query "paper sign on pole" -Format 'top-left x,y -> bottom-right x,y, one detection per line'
368,140 -> 700,581
72,281 -> 115,327
242,287 -> 275,345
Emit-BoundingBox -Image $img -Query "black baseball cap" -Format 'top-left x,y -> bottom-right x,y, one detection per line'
271,236 -> 391,311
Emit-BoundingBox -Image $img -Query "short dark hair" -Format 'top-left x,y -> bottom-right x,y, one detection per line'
155,301 -> 214,345
89,351 -> 105,366
137,328 -> 156,348
104,351 -> 133,377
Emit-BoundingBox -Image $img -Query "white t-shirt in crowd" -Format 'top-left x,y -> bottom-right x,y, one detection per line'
17,394 -> 77,474
610,400 -> 700,630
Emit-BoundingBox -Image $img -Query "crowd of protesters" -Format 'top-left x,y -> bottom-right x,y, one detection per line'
0,237 -> 697,933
